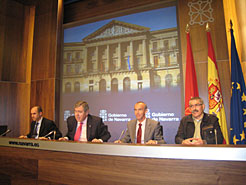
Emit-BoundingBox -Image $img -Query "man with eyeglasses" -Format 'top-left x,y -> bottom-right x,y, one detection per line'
59,101 -> 111,142
175,97 -> 223,145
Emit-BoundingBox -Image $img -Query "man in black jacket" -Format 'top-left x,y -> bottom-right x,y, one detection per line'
175,97 -> 223,145
19,106 -> 62,140
59,101 -> 111,142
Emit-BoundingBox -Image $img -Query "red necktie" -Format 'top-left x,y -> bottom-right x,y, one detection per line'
74,122 -> 82,141
137,123 -> 142,143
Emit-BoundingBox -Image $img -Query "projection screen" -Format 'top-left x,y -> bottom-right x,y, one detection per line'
60,3 -> 183,144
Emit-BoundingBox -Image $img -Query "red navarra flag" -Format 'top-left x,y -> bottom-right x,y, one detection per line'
185,32 -> 199,115
207,30 -> 229,144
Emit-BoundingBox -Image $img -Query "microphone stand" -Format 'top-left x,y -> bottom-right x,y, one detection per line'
214,129 -> 217,145
53,131 -> 56,140
43,131 -> 54,138
118,129 -> 126,141
0,129 -> 11,137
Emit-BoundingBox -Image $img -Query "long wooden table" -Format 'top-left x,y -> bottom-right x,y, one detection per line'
0,137 -> 246,185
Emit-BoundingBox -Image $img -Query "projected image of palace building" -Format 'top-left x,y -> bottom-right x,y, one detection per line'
63,20 -> 180,93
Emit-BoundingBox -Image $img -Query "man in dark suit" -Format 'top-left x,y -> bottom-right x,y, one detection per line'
59,101 -> 111,142
114,101 -> 166,144
175,97 -> 223,145
19,106 -> 62,140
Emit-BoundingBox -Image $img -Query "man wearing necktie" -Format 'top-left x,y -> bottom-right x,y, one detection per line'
59,101 -> 111,142
114,101 -> 166,144
19,106 -> 62,140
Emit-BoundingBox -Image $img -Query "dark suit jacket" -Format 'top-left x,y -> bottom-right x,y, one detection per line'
121,118 -> 166,144
27,117 -> 62,139
65,114 -> 111,142
175,113 -> 224,144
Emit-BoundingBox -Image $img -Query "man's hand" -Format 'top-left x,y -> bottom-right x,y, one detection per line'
146,140 -> 157,144
182,138 -> 204,145
91,138 -> 103,143
59,137 -> 68,141
19,135 -> 27,139
190,138 -> 204,145
39,137 -> 49,140
114,140 -> 122,143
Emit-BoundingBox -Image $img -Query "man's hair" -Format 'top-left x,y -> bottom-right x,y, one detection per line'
74,101 -> 89,112
32,106 -> 43,113
189,97 -> 204,105
136,101 -> 147,110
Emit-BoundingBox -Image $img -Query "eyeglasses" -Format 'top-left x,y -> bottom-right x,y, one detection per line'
189,104 -> 202,108
74,110 -> 84,114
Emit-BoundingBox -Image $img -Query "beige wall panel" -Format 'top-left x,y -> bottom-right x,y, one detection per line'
0,82 -> 30,137
31,79 -> 56,122
0,0 -> 34,137
31,11 -> 57,80
0,0 -> 26,82
30,0 -> 62,124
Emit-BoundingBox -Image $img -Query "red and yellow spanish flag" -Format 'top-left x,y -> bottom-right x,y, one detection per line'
207,29 -> 229,144
185,30 -> 199,115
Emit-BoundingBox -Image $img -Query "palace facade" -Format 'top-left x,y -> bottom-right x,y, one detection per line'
63,20 -> 181,93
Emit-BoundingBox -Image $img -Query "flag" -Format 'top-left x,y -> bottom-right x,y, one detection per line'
230,28 -> 246,144
185,32 -> 199,115
207,30 -> 229,144
127,56 -> 131,71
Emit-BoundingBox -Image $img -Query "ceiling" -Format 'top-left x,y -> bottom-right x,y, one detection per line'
64,0 -> 82,5
13,0 -> 82,6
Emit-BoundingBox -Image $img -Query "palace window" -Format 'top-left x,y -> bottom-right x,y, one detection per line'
111,78 -> 118,92
165,74 -> 173,87
99,79 -> 106,92
74,82 -> 80,92
123,77 -> 131,92
67,53 -> 72,62
65,82 -> 71,93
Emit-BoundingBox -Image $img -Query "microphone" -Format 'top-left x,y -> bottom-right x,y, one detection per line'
53,131 -> 56,140
118,129 -> 126,141
0,129 -> 11,137
214,129 -> 217,145
43,131 -> 55,138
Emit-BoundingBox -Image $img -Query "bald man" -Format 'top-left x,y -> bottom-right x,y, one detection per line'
19,106 -> 62,140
